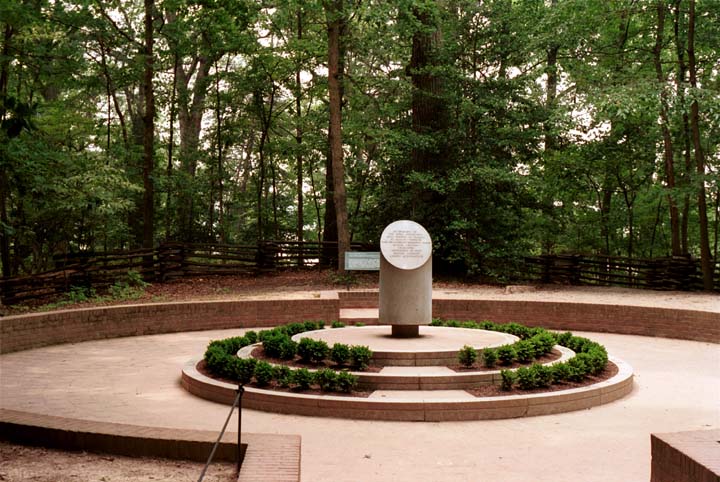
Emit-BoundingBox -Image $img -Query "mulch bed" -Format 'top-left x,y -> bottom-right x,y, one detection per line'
449,348 -> 562,372
196,359 -> 372,397
250,346 -> 383,372
197,354 -> 620,399
465,362 -> 619,397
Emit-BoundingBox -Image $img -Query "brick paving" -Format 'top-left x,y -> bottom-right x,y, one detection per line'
0,288 -> 718,481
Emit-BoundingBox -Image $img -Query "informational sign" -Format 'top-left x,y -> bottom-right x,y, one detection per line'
344,251 -> 380,271
380,220 -> 432,270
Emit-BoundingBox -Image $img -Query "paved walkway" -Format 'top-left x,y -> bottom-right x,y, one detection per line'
1,291 -> 719,481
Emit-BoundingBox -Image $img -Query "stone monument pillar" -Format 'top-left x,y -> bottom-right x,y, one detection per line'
378,220 -> 432,337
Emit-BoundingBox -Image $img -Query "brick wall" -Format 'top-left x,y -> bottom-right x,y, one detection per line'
432,299 -> 720,343
2,292 -> 718,354
651,430 -> 720,482
0,298 -> 338,354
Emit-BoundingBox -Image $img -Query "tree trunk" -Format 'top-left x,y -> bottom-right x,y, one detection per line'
687,0 -> 714,290
653,1 -> 682,256
142,0 -> 155,254
326,0 -> 350,273
296,8 -> 304,264
0,23 -> 14,277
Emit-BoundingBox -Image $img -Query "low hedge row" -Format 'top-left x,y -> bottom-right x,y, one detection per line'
432,319 -> 557,368
203,322 -> 365,393
432,319 -> 609,390
260,325 -> 373,370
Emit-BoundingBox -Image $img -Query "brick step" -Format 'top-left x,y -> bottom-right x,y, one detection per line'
339,308 -> 379,325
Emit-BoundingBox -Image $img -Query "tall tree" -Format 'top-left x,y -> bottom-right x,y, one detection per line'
142,0 -> 155,250
326,0 -> 350,272
687,0 -> 714,290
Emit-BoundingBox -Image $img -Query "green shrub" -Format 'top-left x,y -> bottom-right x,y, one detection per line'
204,346 -> 230,377
310,340 -> 329,363
430,319 -> 444,327
496,345 -> 516,365
585,346 -> 608,375
331,321 -> 346,328
445,320 -> 461,328
479,320 -> 498,330
551,363 -> 571,383
244,331 -> 258,344
530,363 -> 553,388
253,361 -> 274,386
336,372 -> 359,393
530,333 -> 556,355
276,323 -> 298,336
274,365 -> 292,387
516,366 -> 537,390
460,321 -> 479,329
482,348 -> 498,368
263,332 -> 290,359
297,338 -> 329,364
297,338 -> 315,363
349,345 -> 373,370
503,322 -> 531,339
555,331 -> 573,346
514,340 -> 535,363
330,343 -> 351,366
304,320 -> 324,331
500,370 -> 516,391
234,358 -> 257,384
279,338 -> 298,360
354,322 -> 365,327
458,345 -> 478,367
566,356 -> 588,382
315,368 -> 338,391
291,368 -> 313,390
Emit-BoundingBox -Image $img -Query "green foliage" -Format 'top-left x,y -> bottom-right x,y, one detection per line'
292,368 -> 313,391
297,338 -> 329,364
244,331 -> 258,344
234,358 -> 257,384
273,365 -> 292,387
314,368 -> 338,392
335,372 -> 359,393
262,332 -> 290,359
515,366 -> 536,390
458,345 -> 478,367
530,364 -> 553,388
331,321 -> 346,328
481,348 -> 498,368
496,345 -> 516,366
349,345 -> 373,371
500,369 -> 516,391
529,333 -> 556,356
253,361 -> 274,386
330,343 -> 351,366
514,340 -> 536,363
279,338 -> 298,360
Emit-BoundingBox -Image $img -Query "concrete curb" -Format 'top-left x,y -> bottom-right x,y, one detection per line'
182,356 -> 634,421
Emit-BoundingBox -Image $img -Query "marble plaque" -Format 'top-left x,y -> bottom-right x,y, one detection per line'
380,220 -> 432,270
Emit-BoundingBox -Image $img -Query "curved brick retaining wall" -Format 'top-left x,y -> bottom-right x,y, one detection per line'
1,291 -> 718,354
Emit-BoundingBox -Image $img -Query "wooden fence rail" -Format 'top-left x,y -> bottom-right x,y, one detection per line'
0,241 -> 376,305
0,244 -> 717,305
523,254 -> 719,292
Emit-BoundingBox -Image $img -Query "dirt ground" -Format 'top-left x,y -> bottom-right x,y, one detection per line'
0,442 -> 236,482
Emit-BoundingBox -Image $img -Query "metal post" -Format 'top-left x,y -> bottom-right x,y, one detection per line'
236,384 -> 244,474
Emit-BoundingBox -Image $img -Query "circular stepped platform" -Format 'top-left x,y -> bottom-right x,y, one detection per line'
182,326 -> 634,421
293,325 -> 518,366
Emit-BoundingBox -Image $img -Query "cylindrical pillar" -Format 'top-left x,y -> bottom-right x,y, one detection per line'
378,220 -> 432,338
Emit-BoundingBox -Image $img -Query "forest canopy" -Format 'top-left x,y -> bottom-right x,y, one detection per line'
0,0 -> 718,286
